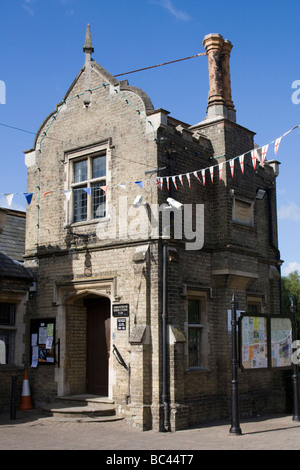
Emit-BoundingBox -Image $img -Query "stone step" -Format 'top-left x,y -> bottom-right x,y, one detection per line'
38,394 -> 123,422
55,394 -> 115,408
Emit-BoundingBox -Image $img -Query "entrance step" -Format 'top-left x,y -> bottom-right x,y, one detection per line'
39,394 -> 123,422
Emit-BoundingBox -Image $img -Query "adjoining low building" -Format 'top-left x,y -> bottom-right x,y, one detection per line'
22,26 -> 288,431
0,208 -> 33,411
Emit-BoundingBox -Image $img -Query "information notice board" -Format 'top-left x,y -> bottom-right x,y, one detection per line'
270,317 -> 292,368
240,315 -> 268,369
239,314 -> 292,370
30,318 -> 56,367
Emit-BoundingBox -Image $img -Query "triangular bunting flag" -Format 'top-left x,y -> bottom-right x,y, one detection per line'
43,191 -> 52,197
100,185 -> 107,194
193,171 -> 201,182
118,184 -> 126,190
4,193 -> 14,206
135,181 -> 143,189
179,175 -> 184,186
261,145 -> 268,164
218,162 -> 224,181
167,177 -> 170,191
186,173 -> 191,188
274,137 -> 282,157
156,178 -> 163,190
230,159 -> 235,178
24,193 -> 33,205
239,155 -> 245,174
172,176 -> 178,190
201,169 -> 206,186
210,167 -> 214,183
251,149 -> 259,169
83,187 -> 91,195
64,190 -> 72,200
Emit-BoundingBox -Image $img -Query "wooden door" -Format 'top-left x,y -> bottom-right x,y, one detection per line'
86,297 -> 110,395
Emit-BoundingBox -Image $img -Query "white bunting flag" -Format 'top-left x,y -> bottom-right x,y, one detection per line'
64,190 -> 72,200
261,145 -> 269,164
218,162 -> 224,181
172,176 -> 178,190
179,175 -> 184,186
274,137 -> 282,157
230,159 -> 235,178
210,167 -> 214,183
251,149 -> 259,169
239,155 -> 245,174
186,173 -> 191,188
5,193 -> 14,206
193,171 -> 201,182
201,169 -> 206,186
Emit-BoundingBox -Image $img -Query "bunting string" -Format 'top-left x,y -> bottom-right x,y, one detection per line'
1,124 -> 299,208
155,124 -> 299,191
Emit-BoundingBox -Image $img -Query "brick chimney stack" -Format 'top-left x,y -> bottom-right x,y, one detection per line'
202,33 -> 236,122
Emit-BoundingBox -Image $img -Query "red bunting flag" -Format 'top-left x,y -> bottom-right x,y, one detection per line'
261,145 -> 268,163
100,185 -> 107,194
239,155 -> 245,174
274,137 -> 282,157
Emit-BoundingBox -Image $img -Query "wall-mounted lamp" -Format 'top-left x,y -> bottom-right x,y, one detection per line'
166,197 -> 183,210
256,189 -> 266,200
132,195 -> 143,207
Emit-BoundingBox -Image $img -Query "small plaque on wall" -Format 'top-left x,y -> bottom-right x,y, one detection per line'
113,304 -> 129,317
232,197 -> 254,227
117,318 -> 126,330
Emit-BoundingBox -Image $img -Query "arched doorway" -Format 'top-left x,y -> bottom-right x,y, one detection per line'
85,296 -> 110,395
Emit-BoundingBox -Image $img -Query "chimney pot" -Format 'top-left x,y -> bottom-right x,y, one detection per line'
203,33 -> 236,122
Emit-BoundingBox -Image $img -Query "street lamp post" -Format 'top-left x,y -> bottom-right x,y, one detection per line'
229,294 -> 242,435
290,298 -> 300,422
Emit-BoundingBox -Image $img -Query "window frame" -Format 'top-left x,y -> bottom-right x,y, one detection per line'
247,296 -> 264,315
186,291 -> 208,371
65,142 -> 110,226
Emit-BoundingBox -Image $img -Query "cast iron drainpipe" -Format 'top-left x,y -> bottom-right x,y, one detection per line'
162,240 -> 170,431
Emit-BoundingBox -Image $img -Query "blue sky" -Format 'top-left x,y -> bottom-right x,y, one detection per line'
0,0 -> 299,277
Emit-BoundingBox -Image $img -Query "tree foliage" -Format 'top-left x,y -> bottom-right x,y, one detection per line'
281,270 -> 300,335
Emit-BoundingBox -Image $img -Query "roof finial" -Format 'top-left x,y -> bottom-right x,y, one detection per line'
83,24 -> 94,54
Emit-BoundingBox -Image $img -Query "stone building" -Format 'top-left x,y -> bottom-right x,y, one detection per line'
23,27 -> 287,430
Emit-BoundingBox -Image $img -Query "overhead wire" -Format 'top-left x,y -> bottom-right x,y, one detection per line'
114,52 -> 207,77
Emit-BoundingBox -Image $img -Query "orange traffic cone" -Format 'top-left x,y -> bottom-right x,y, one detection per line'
19,369 -> 33,410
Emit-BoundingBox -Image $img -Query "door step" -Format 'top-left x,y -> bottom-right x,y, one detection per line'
39,395 -> 123,422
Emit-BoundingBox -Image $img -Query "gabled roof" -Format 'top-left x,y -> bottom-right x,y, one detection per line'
25,24 -> 154,154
